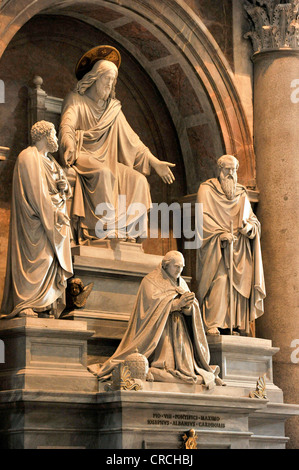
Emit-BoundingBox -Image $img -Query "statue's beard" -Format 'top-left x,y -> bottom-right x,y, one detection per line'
99,88 -> 110,101
220,175 -> 237,200
47,136 -> 58,153
96,84 -> 112,102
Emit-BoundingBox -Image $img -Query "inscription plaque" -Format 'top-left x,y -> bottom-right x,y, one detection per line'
147,412 -> 225,429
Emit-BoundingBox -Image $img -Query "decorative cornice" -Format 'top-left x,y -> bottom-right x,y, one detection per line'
244,0 -> 299,53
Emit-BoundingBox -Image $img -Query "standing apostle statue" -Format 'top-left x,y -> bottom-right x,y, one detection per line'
59,46 -> 175,244
197,154 -> 266,336
0,121 -> 73,319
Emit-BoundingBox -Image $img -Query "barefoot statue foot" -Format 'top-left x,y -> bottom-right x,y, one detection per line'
232,327 -> 241,336
206,327 -> 220,336
126,236 -> 137,243
38,308 -> 55,318
19,308 -> 38,318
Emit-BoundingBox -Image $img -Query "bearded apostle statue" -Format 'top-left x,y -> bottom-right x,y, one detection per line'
88,250 -> 222,389
0,121 -> 73,319
197,154 -> 266,336
59,45 -> 176,244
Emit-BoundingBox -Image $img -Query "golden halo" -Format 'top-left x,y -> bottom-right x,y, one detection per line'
75,45 -> 121,80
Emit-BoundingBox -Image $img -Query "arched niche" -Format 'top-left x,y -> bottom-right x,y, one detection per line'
0,13 -> 187,258
0,0 -> 256,192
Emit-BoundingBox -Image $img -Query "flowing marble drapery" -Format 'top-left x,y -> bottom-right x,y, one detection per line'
59,93 -> 153,242
0,146 -> 73,319
89,265 -> 220,388
197,178 -> 266,333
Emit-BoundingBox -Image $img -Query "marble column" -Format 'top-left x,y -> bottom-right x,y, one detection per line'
244,0 -> 299,448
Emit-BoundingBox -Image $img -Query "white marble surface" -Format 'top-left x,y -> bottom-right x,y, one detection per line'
207,335 -> 283,402
0,317 -> 97,393
0,318 -> 298,448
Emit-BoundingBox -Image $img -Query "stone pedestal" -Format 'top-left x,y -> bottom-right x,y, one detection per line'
207,336 -> 283,402
0,317 -> 99,448
69,242 -> 163,319
0,317 -> 97,393
95,386 -> 298,449
95,389 -> 266,449
0,318 -> 298,449
64,242 -> 164,364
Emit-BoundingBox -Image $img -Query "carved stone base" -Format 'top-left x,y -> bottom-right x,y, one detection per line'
0,317 -> 97,393
63,243 -> 165,364
207,335 -> 283,402
0,318 -> 298,448
95,388 -> 297,449
67,243 -> 163,320
0,317 -> 99,448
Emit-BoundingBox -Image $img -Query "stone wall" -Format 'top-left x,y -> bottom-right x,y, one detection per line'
185,0 -> 233,68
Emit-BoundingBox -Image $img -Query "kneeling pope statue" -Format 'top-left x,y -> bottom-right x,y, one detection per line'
88,250 -> 222,389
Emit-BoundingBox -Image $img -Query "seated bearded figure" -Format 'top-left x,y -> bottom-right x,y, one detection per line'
59,46 -> 176,244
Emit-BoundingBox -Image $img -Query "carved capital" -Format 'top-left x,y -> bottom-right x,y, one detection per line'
244,0 -> 299,53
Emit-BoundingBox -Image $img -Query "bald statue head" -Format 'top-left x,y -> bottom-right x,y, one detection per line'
162,250 -> 185,281
217,154 -> 239,200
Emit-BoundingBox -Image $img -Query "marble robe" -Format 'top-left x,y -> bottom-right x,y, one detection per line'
59,93 -> 153,242
89,265 -> 220,388
0,146 -> 73,319
197,178 -> 266,333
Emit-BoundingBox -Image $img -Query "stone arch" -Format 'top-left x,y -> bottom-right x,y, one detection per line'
0,0 -> 255,191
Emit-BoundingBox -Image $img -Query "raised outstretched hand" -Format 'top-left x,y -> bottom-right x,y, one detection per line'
153,161 -> 176,184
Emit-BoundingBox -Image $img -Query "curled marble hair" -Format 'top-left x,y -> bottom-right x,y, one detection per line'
66,278 -> 94,309
30,120 -> 55,144
69,278 -> 84,290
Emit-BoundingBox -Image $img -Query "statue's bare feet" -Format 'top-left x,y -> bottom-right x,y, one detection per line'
19,308 -> 38,318
38,309 -> 55,318
232,327 -> 241,336
206,327 -> 220,336
126,236 -> 136,243
108,233 -> 126,241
